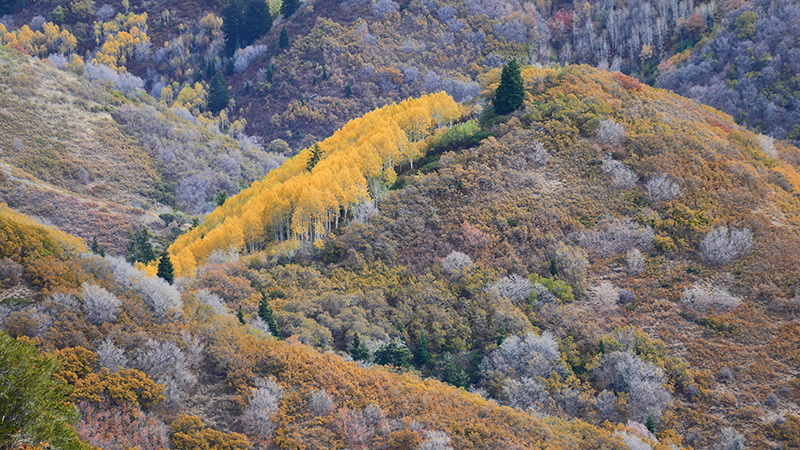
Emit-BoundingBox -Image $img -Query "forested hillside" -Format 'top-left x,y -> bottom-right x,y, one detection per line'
2,0 -> 798,150
2,0 -> 800,448
0,45 -> 285,252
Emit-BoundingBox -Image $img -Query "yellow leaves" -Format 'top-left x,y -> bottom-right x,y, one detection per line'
92,12 -> 151,71
168,93 -> 461,271
171,414 -> 252,450
73,368 -> 165,409
0,23 -> 77,57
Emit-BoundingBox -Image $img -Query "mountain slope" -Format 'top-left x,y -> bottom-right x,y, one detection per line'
180,62 -> 800,448
0,46 -> 285,252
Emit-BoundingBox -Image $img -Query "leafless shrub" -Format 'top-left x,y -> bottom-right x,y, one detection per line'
96,337 -> 128,371
601,156 -> 638,189
759,135 -> 777,158
616,431 -> 653,450
419,431 -> 453,450
528,140 -> 550,166
594,351 -> 671,422
132,339 -> 197,406
106,256 -> 182,321
308,389 -> 335,417
681,285 -> 741,314
180,330 -> 204,370
242,377 -> 284,442
371,0 -> 399,17
502,377 -> 550,412
234,45 -> 268,74
645,173 -> 682,202
626,249 -> 646,274
487,274 -> 533,305
592,281 -> 619,310
480,332 -> 566,380
699,226 -> 753,266
579,218 -> 654,258
96,4 -> 115,21
195,289 -> 229,316
352,200 -> 378,224
596,118 -> 626,146
206,246 -> 240,265
440,251 -> 473,277
81,283 -> 121,325
250,317 -> 273,336
718,427 -> 745,450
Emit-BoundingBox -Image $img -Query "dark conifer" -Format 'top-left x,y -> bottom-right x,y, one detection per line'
223,0 -> 245,55
279,26 -> 289,49
208,71 -> 229,114
281,0 -> 299,18
415,332 -> 430,366
493,58 -> 525,116
156,252 -> 175,284
258,292 -> 279,337
237,306 -> 245,324
351,333 -> 370,362
242,0 -> 272,46
307,143 -> 323,171
126,226 -> 156,264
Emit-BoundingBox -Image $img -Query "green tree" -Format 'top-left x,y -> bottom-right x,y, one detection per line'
279,26 -> 289,49
208,71 -> 229,114
237,306 -> 245,324
373,340 -> 413,368
439,353 -> 469,388
645,413 -> 656,434
157,251 -> 175,284
350,333 -> 370,362
734,11 -> 758,39
493,58 -> 525,116
0,333 -> 86,450
258,292 -> 279,337
223,0 -> 245,55
126,226 -> 156,264
242,0 -> 272,45
307,143 -> 323,171
215,189 -> 228,207
344,83 -> 352,97
90,235 -> 106,256
415,332 -> 430,366
280,0 -> 299,18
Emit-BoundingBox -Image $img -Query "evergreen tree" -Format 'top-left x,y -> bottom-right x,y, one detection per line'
496,320 -> 507,346
350,333 -> 370,362
242,0 -> 272,46
373,341 -> 413,368
344,83 -> 352,97
493,58 -> 525,116
279,26 -> 289,49
440,353 -> 469,388
126,226 -> 156,264
237,306 -> 245,324
645,414 -> 656,434
415,332 -> 430,366
223,0 -> 245,55
91,235 -> 105,256
280,0 -> 299,18
215,189 -> 228,207
208,71 -> 229,114
307,143 -> 323,171
258,292 -> 279,337
156,252 -> 175,284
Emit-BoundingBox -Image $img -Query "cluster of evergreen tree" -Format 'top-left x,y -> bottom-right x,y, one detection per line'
223,0 -> 272,55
